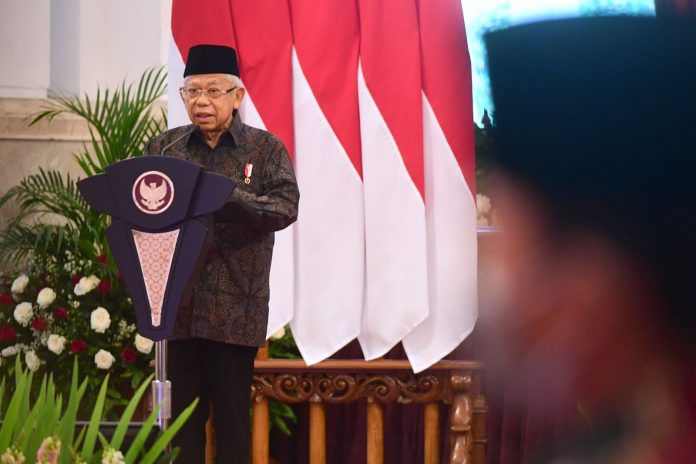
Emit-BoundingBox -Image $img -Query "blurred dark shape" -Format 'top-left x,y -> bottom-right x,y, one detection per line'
481,109 -> 493,131
482,16 -> 696,463
655,0 -> 696,17
487,16 -> 696,342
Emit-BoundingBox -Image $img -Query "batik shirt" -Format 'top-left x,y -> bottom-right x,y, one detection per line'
145,114 -> 299,347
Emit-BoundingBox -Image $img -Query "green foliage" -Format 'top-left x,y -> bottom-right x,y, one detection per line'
0,67 -> 167,268
0,356 -> 195,463
0,170 -> 100,266
269,399 -> 297,436
262,326 -> 299,438
268,325 -> 300,360
267,326 -> 300,435
29,67 -> 167,177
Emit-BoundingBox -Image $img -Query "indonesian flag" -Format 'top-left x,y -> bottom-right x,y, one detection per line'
288,0 -> 365,364
356,0 -> 430,360
403,0 -> 478,372
168,0 -> 477,371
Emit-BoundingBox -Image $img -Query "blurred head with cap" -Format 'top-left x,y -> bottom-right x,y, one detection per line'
179,44 -> 246,147
481,16 -> 696,461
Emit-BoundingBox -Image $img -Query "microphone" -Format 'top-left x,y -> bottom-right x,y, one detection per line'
160,127 -> 195,156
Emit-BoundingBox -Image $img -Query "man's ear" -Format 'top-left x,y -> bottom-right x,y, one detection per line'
234,88 -> 246,110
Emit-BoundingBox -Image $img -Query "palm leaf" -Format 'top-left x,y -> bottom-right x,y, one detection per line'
109,373 -> 154,451
0,377 -> 5,413
32,67 -> 167,177
81,374 -> 110,460
0,68 -> 167,269
139,398 -> 199,464
0,357 -> 28,451
123,404 -> 160,464
23,375 -> 49,461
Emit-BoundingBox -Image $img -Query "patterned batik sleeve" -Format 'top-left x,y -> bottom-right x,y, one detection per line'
144,135 -> 163,156
219,142 -> 299,232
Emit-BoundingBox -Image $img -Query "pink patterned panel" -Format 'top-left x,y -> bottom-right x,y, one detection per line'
132,229 -> 180,326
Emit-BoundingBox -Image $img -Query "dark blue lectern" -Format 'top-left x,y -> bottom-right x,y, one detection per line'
78,155 -> 235,431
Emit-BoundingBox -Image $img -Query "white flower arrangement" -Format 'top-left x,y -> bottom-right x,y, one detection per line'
25,350 -> 40,372
134,334 -> 154,354
1,345 -> 21,357
116,320 -> 137,341
94,349 -> 115,370
10,274 -> 29,294
36,287 -> 57,309
74,275 -> 100,296
90,307 -> 111,333
47,334 -> 66,355
13,302 -> 33,326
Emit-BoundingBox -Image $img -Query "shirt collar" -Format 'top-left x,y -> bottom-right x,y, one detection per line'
187,111 -> 243,148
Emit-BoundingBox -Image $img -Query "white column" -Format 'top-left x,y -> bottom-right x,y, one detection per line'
49,0 -> 171,98
0,0 -> 51,98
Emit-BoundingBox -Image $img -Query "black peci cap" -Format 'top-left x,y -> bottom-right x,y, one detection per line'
183,44 -> 239,78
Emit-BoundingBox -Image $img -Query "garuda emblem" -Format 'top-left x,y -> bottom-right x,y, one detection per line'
132,171 -> 174,214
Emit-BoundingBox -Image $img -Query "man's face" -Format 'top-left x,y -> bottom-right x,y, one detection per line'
181,74 -> 245,133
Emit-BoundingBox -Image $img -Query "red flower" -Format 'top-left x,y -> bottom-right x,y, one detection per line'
71,274 -> 82,288
71,339 -> 87,354
98,279 -> 111,296
97,254 -> 108,265
31,317 -> 48,331
120,347 -> 137,364
54,307 -> 68,320
0,324 -> 16,341
0,292 -> 13,306
53,306 -> 68,321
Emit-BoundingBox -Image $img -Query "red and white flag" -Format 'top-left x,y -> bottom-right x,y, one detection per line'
168,0 -> 477,371
288,0 -> 365,364
227,0 -> 295,340
357,0 -> 430,359
403,0 -> 478,372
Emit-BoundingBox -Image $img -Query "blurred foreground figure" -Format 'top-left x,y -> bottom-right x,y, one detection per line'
481,17 -> 696,463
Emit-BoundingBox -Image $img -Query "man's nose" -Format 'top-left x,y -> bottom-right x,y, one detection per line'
195,94 -> 212,105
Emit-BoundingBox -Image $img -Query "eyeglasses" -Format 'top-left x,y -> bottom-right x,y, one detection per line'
179,86 -> 238,100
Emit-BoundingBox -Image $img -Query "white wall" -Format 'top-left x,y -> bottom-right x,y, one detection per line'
72,0 -> 169,97
0,0 -> 171,99
0,0 -> 51,98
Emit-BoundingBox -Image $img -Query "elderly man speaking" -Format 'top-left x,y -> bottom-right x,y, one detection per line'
146,44 -> 299,463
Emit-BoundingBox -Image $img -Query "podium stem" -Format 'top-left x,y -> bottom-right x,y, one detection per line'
152,340 -> 172,433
